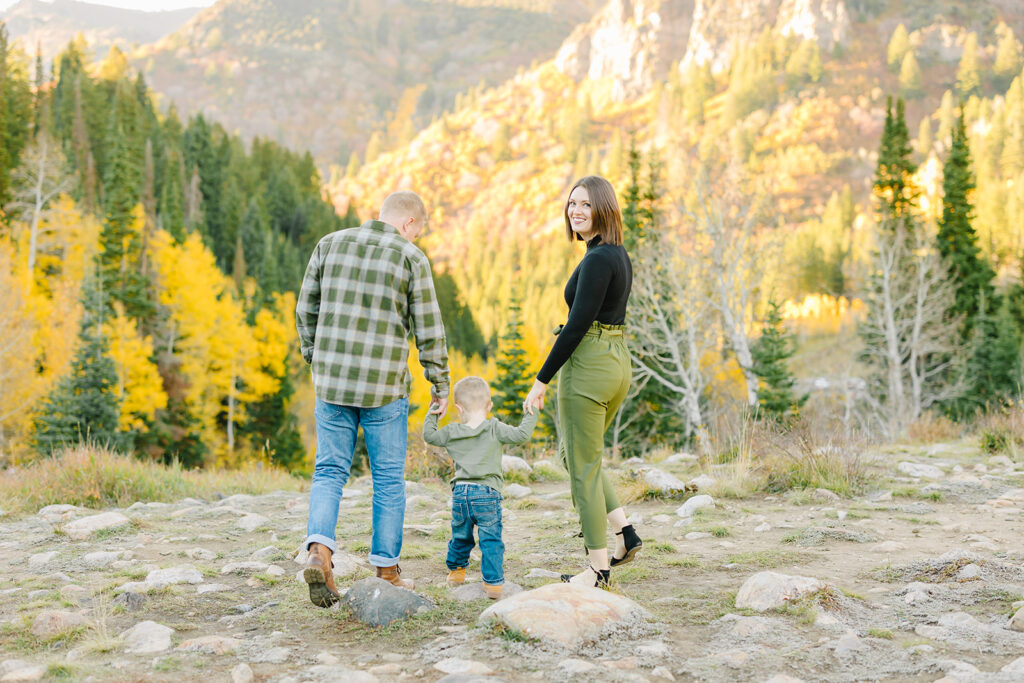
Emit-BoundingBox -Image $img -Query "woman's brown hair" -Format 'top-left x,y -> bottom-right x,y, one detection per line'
563,175 -> 624,246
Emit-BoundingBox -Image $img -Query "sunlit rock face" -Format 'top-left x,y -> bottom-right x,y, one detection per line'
555,0 -> 849,99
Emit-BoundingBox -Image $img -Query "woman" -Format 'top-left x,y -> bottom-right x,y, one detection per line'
524,175 -> 642,588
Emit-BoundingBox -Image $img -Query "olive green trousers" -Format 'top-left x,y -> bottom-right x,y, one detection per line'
557,322 -> 631,551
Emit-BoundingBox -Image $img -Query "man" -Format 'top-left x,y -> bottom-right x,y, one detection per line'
296,190 -> 449,607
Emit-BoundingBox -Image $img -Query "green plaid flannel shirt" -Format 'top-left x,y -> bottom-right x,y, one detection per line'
296,220 -> 449,407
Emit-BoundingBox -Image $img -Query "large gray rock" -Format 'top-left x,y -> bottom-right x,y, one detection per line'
1009,608 -> 1024,633
501,455 -> 531,474
478,582 -> 649,648
504,484 -> 532,499
64,512 -> 130,540
734,571 -> 830,611
342,578 -> 434,627
30,610 -> 89,636
639,467 -> 689,495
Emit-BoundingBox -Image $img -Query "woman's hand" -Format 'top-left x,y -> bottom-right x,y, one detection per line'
523,379 -> 547,415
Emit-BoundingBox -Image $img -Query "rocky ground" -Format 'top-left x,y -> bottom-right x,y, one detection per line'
2,441 -> 1024,682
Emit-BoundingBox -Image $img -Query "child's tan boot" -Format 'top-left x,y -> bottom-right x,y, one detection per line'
484,583 -> 502,600
447,567 -> 466,586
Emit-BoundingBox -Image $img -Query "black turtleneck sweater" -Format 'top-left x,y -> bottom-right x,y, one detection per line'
537,236 -> 632,384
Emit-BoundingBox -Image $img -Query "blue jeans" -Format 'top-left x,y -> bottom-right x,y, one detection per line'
305,396 -> 409,568
446,482 -> 504,585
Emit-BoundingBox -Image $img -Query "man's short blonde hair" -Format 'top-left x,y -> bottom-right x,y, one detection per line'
379,190 -> 427,225
453,376 -> 491,412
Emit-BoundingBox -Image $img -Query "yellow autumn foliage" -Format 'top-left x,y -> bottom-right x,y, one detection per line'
104,304 -> 168,431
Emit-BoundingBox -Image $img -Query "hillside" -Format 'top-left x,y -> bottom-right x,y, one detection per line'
2,0 -> 199,61
130,0 -> 598,166
327,0 -> 1024,349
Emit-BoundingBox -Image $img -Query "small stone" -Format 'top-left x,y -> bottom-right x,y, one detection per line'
230,663 -> 254,683
113,592 -> 146,611
0,664 -> 46,682
316,652 -> 340,665
525,567 -> 562,580
754,523 -> 772,533
1008,608 -> 1024,632
59,585 -> 89,601
676,495 -> 715,518
197,583 -> 231,594
639,467 -> 690,494
64,512 -> 130,540
250,546 -> 282,561
237,514 -> 270,532
504,484 -> 532,499
27,552 -> 57,568
763,676 -> 805,683
120,621 -> 174,654
433,658 -> 493,675
146,565 -> 203,587
220,561 -> 269,574
558,659 -> 598,674
735,571 -> 829,612
685,532 -> 712,540
253,646 -> 289,664
1002,657 -> 1024,673
813,488 -> 841,502
834,630 -> 866,657
30,610 -> 89,636
184,548 -> 216,561
369,663 -> 403,675
688,474 -> 716,490
897,462 -> 944,479
176,635 -> 240,655
27,590 -> 49,600
83,550 -> 128,568
957,564 -> 981,580
266,565 -> 286,577
501,455 -> 531,473
651,666 -> 676,680
603,656 -> 639,669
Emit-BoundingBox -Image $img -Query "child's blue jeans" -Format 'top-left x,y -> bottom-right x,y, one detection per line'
447,482 -> 504,585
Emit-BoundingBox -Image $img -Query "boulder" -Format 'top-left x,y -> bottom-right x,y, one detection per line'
64,512 -> 130,540
236,514 -> 270,532
30,610 -> 89,636
26,552 -> 57,569
688,474 -> 716,490
343,578 -> 434,627
676,495 -> 715,518
478,582 -> 649,648
1009,608 -> 1024,633
147,565 -> 203,587
734,571 -> 830,611
639,468 -> 690,495
504,484 -> 532,499
501,455 -> 532,474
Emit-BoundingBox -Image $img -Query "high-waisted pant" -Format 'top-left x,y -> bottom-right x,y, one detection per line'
557,321 -> 631,551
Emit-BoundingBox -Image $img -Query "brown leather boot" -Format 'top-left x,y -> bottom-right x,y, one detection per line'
303,542 -> 341,607
376,564 -> 414,590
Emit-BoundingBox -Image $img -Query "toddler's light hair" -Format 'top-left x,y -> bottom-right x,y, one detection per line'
453,376 -> 491,412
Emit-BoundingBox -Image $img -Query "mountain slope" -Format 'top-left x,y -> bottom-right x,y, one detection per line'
2,0 -> 199,61
132,0 -> 590,165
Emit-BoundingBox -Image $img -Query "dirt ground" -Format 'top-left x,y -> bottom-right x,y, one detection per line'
1,439 -> 1023,682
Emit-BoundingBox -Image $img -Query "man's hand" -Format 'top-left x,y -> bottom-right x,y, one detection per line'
429,396 -> 448,417
523,379 -> 546,415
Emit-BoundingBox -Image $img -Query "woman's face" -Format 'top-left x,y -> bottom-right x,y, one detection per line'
567,185 -> 595,241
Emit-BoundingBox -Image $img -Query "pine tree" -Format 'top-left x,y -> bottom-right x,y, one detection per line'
751,300 -> 807,421
962,299 -> 1022,414
492,297 -> 532,423
899,51 -> 923,99
159,149 -> 186,241
33,280 -> 124,454
936,110 -> 995,334
433,270 -> 486,358
874,97 -> 918,226
887,24 -> 910,72
956,32 -> 982,98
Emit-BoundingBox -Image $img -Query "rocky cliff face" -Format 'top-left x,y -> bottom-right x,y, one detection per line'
555,0 -> 695,100
556,0 -> 849,97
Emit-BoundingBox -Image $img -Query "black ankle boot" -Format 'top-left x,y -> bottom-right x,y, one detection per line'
610,524 -> 642,567
560,565 -> 610,588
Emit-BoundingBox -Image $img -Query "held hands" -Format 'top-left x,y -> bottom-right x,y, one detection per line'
523,379 -> 547,415
429,395 -> 448,417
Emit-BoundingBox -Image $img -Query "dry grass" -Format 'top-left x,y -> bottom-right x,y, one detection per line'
906,412 -> 963,443
973,401 -> 1024,459
700,413 -> 870,498
0,445 -> 304,514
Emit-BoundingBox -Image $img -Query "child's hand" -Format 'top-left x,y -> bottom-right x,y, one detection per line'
429,396 -> 448,417
524,379 -> 546,414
